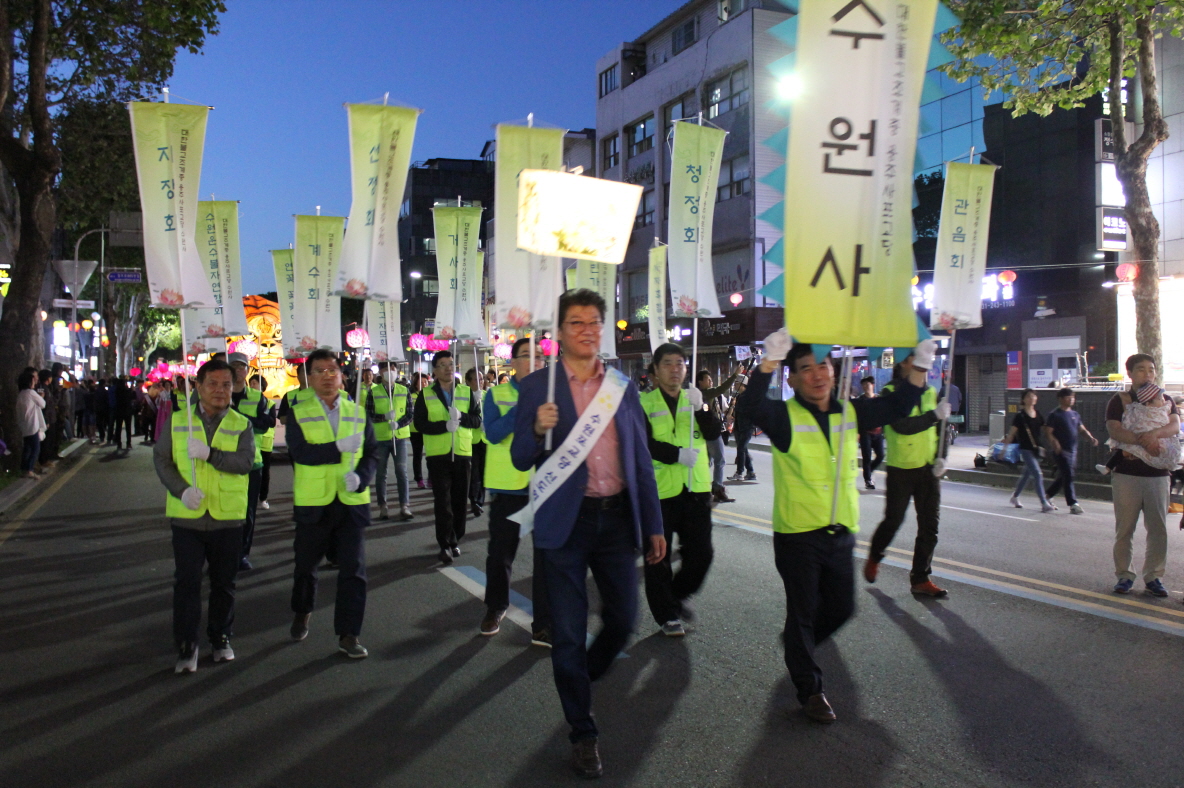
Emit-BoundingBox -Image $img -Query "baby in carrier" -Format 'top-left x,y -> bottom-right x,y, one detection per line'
1096,382 -> 1182,473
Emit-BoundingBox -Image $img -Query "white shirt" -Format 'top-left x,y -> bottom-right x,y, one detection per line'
17,389 -> 46,438
318,393 -> 343,432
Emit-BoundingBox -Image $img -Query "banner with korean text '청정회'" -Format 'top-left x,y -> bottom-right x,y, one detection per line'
929,161 -> 998,330
668,122 -> 726,318
781,0 -> 938,347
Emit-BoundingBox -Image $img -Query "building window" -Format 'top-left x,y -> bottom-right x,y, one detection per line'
707,68 -> 749,119
717,155 -> 750,201
627,115 -> 655,158
672,19 -> 696,55
602,135 -> 620,169
718,0 -> 749,22
599,64 -> 618,98
635,189 -> 655,227
664,98 -> 687,141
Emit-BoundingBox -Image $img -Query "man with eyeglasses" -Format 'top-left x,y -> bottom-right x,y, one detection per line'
285,349 -> 379,659
512,288 -> 666,779
414,350 -> 482,564
479,337 -> 551,644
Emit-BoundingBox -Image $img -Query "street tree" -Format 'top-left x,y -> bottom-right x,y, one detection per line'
136,306 -> 180,368
0,0 -> 224,461
943,0 -> 1184,381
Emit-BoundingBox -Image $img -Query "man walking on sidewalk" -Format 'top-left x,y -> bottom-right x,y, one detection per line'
1043,387 -> 1098,514
153,359 -> 255,674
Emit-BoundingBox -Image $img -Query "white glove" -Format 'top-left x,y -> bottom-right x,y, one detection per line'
335,433 -> 363,454
912,338 -> 938,371
933,400 -> 952,421
737,374 -> 749,385
686,386 -> 704,411
445,418 -> 459,433
762,328 -> 792,362
386,412 -> 398,423
932,458 -> 947,478
448,406 -> 461,421
186,438 -> 210,462
343,471 -> 362,492
677,447 -> 700,468
180,486 -> 205,511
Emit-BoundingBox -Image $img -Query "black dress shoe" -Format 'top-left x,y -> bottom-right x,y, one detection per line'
802,693 -> 836,723
238,557 -> 253,571
450,545 -> 461,558
470,502 -> 484,517
438,548 -> 453,565
571,738 -> 603,778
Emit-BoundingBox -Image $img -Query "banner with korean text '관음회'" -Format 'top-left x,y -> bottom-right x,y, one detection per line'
781,0 -> 938,347
929,161 -> 998,330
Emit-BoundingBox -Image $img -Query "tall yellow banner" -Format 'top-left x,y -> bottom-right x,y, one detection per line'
782,0 -> 937,346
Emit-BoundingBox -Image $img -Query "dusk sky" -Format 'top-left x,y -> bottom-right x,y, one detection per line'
169,0 -> 688,295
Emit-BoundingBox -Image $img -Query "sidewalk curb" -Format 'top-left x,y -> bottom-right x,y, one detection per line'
0,439 -> 88,516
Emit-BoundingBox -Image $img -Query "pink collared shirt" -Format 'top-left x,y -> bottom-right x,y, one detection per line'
564,359 -> 624,497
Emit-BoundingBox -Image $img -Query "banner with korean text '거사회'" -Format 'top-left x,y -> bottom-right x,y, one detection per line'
492,124 -> 566,330
337,104 -> 420,301
431,205 -> 484,340
929,162 -> 998,330
128,102 -> 215,309
781,0 -> 938,347
648,244 -> 668,354
191,200 -> 249,339
575,260 -> 617,359
289,215 -> 344,356
365,299 -> 405,362
669,121 -> 726,318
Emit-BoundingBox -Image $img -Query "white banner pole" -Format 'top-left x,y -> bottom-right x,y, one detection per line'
178,308 -> 198,485
828,349 -> 854,526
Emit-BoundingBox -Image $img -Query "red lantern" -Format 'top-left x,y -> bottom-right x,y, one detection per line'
539,338 -> 558,356
345,327 -> 369,349
129,367 -> 142,377
996,269 -> 1017,285
408,333 -> 428,351
1116,262 -> 1137,282
100,337 -> 110,348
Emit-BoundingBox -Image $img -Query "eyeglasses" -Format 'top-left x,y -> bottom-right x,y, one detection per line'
563,320 -> 603,333
310,368 -> 341,377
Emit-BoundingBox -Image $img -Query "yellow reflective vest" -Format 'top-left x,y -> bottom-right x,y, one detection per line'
232,386 -> 264,468
164,406 -> 251,521
360,383 -> 394,442
290,395 -> 370,507
640,388 -> 710,498
422,384 -> 474,457
771,398 -> 860,533
483,382 -> 530,490
883,383 -> 938,470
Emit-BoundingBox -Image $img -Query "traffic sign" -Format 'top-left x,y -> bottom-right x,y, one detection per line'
107,269 -> 142,283
53,298 -> 95,309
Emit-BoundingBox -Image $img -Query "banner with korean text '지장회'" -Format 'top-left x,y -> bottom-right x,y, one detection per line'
271,249 -> 296,353
575,260 -> 617,359
492,124 -> 565,330
128,102 -> 215,309
648,245 -> 668,353
432,205 -> 484,340
781,0 -> 938,347
337,104 -> 420,301
289,216 -> 344,356
669,122 -> 726,318
365,299 -> 405,362
191,200 -> 249,339
929,162 -> 998,330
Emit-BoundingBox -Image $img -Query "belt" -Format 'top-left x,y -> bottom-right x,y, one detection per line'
823,525 -> 849,535
581,492 -> 627,511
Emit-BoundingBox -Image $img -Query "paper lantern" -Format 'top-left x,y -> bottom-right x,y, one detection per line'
408,333 -> 428,351
539,338 -> 558,356
1116,263 -> 1137,282
129,367 -> 142,377
729,292 -> 743,307
228,339 -> 259,358
346,327 -> 369,349
516,169 -> 642,264
493,343 -> 512,360
996,269 -> 1017,285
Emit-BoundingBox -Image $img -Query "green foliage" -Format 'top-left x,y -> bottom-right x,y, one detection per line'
913,171 -> 945,239
941,0 -> 1184,117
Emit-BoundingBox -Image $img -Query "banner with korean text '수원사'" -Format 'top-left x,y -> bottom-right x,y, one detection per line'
781,0 -> 938,347
648,245 -> 668,353
929,162 -> 998,330
289,216 -> 344,356
575,260 -> 617,359
432,205 -> 484,340
668,122 -> 726,318
337,104 -> 419,301
492,124 -> 565,330
191,200 -> 249,339
128,102 -> 215,309
365,299 -> 405,362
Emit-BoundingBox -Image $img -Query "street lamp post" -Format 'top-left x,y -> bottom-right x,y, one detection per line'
74,228 -> 109,374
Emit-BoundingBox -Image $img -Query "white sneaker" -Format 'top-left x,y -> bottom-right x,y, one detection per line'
661,620 -> 686,637
1041,504 -> 1057,513
175,644 -> 198,674
259,500 -> 270,510
1009,496 -> 1023,509
1070,504 -> 1084,514
1094,464 -> 1111,475
400,504 -> 414,520
211,637 -> 235,663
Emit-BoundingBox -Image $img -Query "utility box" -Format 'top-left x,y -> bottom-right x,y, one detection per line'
989,411 -> 1007,444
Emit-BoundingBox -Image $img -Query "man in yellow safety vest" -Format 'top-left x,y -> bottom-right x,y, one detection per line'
153,358 -> 256,674
284,349 -> 380,659
228,352 -> 276,571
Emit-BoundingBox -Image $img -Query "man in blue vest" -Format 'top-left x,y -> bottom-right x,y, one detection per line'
737,330 -> 935,723
479,337 -> 550,643
285,349 -> 380,659
153,358 -> 256,673
864,353 -> 952,597
228,352 -> 276,571
512,288 -> 665,779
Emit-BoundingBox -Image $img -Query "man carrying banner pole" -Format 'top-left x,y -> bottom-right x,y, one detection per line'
512,288 -> 665,778
737,329 -> 936,723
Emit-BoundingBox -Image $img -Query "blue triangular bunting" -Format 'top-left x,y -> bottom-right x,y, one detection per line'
758,203 -> 784,230
916,315 -> 933,340
763,99 -> 792,119
758,274 -> 784,306
768,52 -> 798,79
811,344 -> 833,363
934,2 -> 960,35
763,237 -> 784,265
926,43 -> 956,71
762,127 -> 789,156
868,347 -> 885,364
768,15 -> 800,47
759,164 -> 786,189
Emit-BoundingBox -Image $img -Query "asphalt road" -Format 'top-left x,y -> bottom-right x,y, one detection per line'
2,441 -> 1184,788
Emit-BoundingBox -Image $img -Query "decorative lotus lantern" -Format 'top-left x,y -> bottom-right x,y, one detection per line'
408,333 -> 428,351
1115,263 -> 1137,282
539,338 -> 558,356
494,343 -> 512,360
346,327 -> 370,349
228,339 -> 259,358
129,367 -> 142,377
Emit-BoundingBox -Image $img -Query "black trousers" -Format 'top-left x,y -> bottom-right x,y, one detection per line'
112,413 -> 133,449
773,526 -> 856,704
426,454 -> 470,550
171,525 -> 241,647
859,433 -> 885,484
868,464 -> 941,585
643,490 -> 715,624
243,467 -> 262,556
259,450 -> 273,502
469,443 -> 486,506
484,493 -> 551,631
291,500 -> 368,637
1045,451 -> 1078,506
410,432 -> 425,482
733,428 -> 754,475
